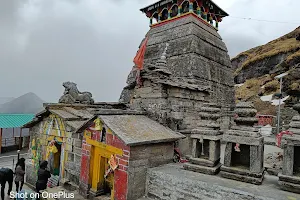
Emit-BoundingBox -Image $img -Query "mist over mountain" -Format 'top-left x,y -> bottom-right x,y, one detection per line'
0,97 -> 15,105
0,92 -> 44,114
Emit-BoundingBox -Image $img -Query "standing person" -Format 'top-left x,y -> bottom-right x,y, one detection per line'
35,161 -> 51,195
0,168 -> 13,200
15,158 -> 26,192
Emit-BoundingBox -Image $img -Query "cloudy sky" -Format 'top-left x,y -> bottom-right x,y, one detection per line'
0,0 -> 299,102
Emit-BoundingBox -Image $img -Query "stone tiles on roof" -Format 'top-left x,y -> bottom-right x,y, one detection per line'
99,115 -> 185,146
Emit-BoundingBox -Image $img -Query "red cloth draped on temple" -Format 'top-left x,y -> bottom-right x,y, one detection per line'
133,37 -> 149,86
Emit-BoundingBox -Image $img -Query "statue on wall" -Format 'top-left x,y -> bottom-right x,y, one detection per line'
59,82 -> 94,104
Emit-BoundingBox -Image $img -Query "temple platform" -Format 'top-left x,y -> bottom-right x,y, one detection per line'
145,164 -> 300,200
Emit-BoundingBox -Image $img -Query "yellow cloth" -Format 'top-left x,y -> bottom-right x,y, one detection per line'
94,118 -> 102,131
46,145 -> 58,159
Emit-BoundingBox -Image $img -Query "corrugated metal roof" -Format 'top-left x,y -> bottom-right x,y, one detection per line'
99,115 -> 185,146
0,114 -> 35,128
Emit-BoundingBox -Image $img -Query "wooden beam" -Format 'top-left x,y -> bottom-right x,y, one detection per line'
85,138 -> 123,156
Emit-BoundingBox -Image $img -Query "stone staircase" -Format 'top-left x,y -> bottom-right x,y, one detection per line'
139,164 -> 300,200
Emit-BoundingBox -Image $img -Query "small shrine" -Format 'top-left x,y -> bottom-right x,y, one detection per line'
278,103 -> 300,193
140,0 -> 229,30
220,102 -> 265,185
183,103 -> 222,174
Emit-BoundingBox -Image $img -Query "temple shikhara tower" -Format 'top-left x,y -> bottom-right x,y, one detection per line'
120,0 -> 235,155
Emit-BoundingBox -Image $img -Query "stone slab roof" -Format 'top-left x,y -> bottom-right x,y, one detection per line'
99,115 -> 185,146
22,104 -> 96,128
65,121 -> 87,130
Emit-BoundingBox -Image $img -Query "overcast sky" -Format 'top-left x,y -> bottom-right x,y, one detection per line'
0,0 -> 299,102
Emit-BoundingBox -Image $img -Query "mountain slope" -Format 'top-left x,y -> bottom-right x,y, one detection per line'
0,97 -> 15,105
233,27 -> 300,84
0,92 -> 44,114
232,26 -> 300,113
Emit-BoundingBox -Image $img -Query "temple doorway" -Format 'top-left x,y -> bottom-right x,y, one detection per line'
89,144 -> 115,199
48,141 -> 62,176
294,146 -> 300,176
231,144 -> 250,170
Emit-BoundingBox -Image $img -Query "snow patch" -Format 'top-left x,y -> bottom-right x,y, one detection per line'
260,94 -> 273,102
235,83 -> 244,87
271,96 -> 290,106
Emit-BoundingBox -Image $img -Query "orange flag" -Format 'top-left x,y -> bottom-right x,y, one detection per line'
133,37 -> 149,70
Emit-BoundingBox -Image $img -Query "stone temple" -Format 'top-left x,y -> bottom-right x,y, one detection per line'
220,102 -> 265,185
279,102 -> 300,193
22,1 -> 300,199
120,0 -> 235,155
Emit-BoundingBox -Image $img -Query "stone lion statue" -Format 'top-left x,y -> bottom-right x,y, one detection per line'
58,82 -> 94,104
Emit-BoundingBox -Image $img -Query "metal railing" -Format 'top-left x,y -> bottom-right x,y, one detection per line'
0,152 -> 29,169
1,137 -> 20,147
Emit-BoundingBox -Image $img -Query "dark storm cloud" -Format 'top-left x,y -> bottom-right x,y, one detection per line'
0,0 -> 299,102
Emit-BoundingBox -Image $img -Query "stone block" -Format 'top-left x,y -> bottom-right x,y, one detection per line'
220,171 -> 264,185
188,157 -> 219,167
209,140 -> 220,162
73,147 -> 82,155
222,134 -> 263,146
250,145 -> 264,173
221,166 -> 264,178
191,134 -> 222,141
278,173 -> 300,185
223,143 -> 232,167
191,139 -> 201,158
67,153 -> 75,162
183,162 -> 221,175
72,133 -> 79,139
75,154 -> 82,163
127,167 -> 148,200
73,138 -> 82,148
278,180 -> 300,194
282,145 -> 294,176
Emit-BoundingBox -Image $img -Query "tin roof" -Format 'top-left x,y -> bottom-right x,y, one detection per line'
0,114 -> 35,128
99,115 -> 185,146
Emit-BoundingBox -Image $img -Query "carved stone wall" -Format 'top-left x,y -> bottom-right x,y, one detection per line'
120,15 -> 234,154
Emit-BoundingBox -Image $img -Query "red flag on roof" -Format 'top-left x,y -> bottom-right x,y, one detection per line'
133,37 -> 149,70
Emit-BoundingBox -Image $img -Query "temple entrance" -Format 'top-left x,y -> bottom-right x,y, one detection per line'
231,144 -> 250,170
293,146 -> 300,176
48,141 -> 62,177
87,138 -> 122,200
90,146 -> 113,197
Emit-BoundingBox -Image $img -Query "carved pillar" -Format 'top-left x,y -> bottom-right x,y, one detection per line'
189,1 -> 193,12
178,5 -> 182,16
197,7 -> 201,16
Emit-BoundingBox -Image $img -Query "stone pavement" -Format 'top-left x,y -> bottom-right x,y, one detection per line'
146,164 -> 300,200
1,181 -> 32,200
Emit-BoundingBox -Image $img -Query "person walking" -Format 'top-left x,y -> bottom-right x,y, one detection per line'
15,158 -> 26,193
35,161 -> 51,196
0,168 -> 14,200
